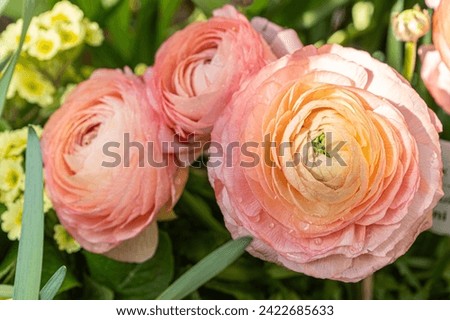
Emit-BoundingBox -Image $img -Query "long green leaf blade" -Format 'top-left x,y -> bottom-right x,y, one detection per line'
0,0 -> 36,117
12,126 -> 44,300
157,237 -> 252,300
40,266 -> 67,300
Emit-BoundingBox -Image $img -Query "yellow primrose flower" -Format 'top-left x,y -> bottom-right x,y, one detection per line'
84,20 -> 104,47
44,190 -> 53,213
58,22 -> 84,50
0,158 -> 24,204
28,29 -> 61,61
1,198 -> 23,241
0,126 -> 42,159
0,18 -> 39,53
40,0 -> 84,27
54,224 -> 80,254
15,66 -> 55,107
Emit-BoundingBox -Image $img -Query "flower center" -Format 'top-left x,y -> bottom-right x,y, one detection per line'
311,132 -> 330,158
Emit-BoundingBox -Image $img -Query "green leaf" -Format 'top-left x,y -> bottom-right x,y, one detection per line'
83,276 -> 114,300
84,231 -> 174,299
0,0 -> 10,15
0,244 -> 17,281
156,0 -> 182,45
39,266 -> 66,300
191,0 -> 228,15
0,55 -> 11,73
13,126 -> 44,300
40,242 -> 80,294
0,284 -> 13,299
157,237 -> 252,300
179,191 -> 227,235
386,0 -> 404,72
0,0 -> 36,117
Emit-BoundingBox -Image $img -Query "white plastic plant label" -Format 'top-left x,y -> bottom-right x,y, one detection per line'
432,140 -> 450,236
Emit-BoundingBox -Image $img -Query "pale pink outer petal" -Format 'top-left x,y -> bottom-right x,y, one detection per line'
251,17 -> 303,57
420,45 -> 450,113
426,0 -> 441,8
433,0 -> 450,69
103,222 -> 159,263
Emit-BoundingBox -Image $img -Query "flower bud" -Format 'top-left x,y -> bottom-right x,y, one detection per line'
392,5 -> 431,42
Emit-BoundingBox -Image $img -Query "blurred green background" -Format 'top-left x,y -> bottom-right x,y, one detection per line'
1,0 -> 449,299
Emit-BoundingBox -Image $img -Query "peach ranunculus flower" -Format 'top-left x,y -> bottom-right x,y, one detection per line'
42,69 -> 187,263
432,0 -> 450,69
419,45 -> 450,113
208,45 -> 443,282
145,5 -> 301,143
420,0 -> 450,113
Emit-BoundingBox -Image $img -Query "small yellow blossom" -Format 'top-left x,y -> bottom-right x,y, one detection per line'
84,20 -> 104,47
134,63 -> 148,76
57,22 -> 84,50
28,29 -> 61,61
0,18 -> 39,53
0,158 -> 24,203
40,0 -> 84,28
0,126 -> 42,159
15,66 -> 55,107
43,190 -> 53,213
1,198 -> 23,240
54,224 -> 81,254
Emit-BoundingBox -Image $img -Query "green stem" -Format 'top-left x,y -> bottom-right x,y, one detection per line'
361,275 -> 373,300
402,41 -> 417,82
0,284 -> 13,299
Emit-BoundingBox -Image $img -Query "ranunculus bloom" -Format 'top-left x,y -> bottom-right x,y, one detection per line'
433,0 -> 450,69
208,45 -> 443,282
420,0 -> 450,113
146,5 -> 300,141
419,45 -> 450,113
42,69 -> 187,262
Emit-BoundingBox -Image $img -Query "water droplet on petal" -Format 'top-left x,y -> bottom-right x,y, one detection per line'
314,238 -> 323,245
269,223 -> 275,228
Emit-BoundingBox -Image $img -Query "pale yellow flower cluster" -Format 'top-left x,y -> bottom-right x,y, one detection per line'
0,126 -> 53,241
54,224 -> 81,254
0,1 -> 104,108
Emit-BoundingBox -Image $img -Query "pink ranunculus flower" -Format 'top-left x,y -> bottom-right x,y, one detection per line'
42,69 -> 187,263
433,0 -> 450,69
420,0 -> 450,113
419,45 -> 450,113
146,5 -> 301,143
208,45 -> 443,282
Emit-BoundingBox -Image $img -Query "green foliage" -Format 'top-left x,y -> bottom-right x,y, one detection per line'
157,237 -> 252,300
84,232 -> 174,299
